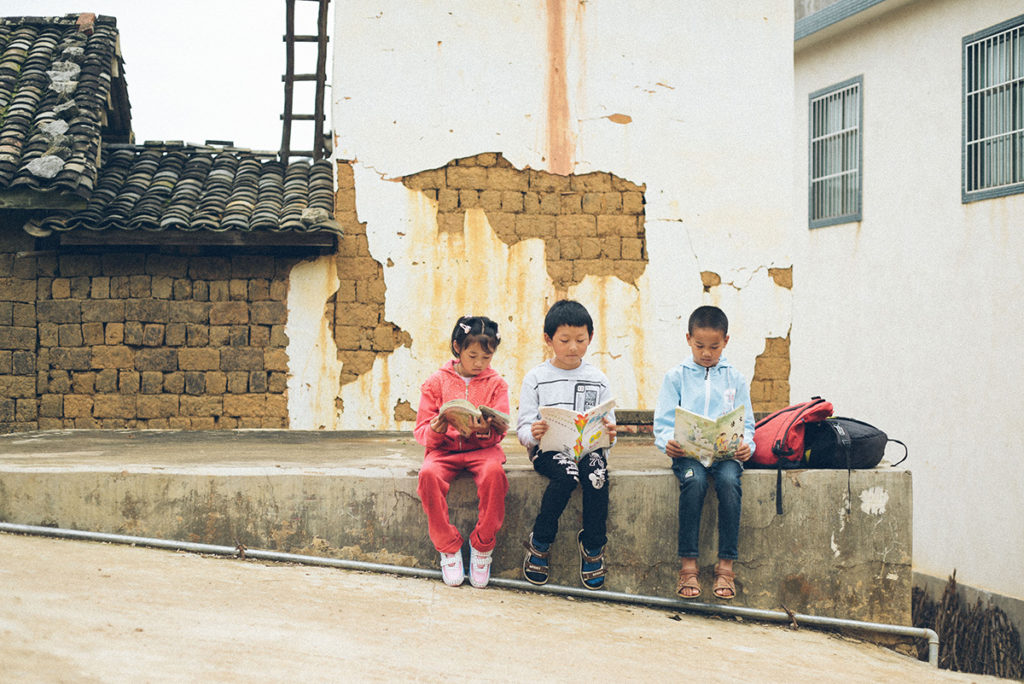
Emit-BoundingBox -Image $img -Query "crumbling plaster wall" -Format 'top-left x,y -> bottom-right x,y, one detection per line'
292,0 -> 795,430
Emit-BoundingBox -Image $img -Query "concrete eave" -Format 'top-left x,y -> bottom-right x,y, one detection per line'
795,0 -> 922,52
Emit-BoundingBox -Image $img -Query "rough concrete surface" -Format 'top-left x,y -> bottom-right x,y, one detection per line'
0,430 -> 913,624
1,533 -> 998,684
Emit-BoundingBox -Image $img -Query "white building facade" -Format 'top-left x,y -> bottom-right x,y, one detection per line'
793,0 -> 1024,604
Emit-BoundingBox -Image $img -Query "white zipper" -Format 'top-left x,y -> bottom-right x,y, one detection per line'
703,366 -> 711,416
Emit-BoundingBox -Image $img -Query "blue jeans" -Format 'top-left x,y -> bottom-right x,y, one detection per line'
671,457 -> 742,560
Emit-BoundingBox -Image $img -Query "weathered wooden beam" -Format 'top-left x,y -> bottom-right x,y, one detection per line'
58,229 -> 336,248
0,189 -> 86,212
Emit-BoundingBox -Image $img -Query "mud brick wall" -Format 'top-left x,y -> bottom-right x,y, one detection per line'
0,224 -> 297,433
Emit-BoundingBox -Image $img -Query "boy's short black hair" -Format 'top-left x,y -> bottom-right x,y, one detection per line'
544,299 -> 593,338
688,305 -> 729,335
450,315 -> 501,356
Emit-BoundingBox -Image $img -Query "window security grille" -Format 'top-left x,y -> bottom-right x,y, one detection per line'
964,18 -> 1024,201
809,78 -> 862,227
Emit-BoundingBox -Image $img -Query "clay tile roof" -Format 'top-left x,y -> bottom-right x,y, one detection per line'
33,142 -> 340,236
0,13 -> 130,197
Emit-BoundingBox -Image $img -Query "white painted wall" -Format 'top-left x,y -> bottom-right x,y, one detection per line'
793,0 -> 1024,600
296,1 -> 794,433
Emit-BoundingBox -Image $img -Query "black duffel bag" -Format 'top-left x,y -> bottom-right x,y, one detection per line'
802,417 -> 907,469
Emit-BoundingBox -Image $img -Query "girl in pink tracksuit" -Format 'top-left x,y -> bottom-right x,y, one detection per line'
414,316 -> 510,588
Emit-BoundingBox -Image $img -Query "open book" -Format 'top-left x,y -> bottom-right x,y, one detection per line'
438,399 -> 511,434
674,405 -> 746,467
539,398 -> 616,460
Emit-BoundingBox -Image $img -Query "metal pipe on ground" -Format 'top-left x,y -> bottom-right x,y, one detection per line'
0,522 -> 938,666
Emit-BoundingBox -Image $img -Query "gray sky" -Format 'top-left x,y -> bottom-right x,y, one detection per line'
3,1 -> 332,152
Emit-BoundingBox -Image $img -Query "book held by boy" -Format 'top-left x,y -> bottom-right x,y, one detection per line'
438,399 -> 511,434
539,398 -> 616,460
674,405 -> 746,467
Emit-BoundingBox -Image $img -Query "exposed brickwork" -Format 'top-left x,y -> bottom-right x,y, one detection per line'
0,222 -> 299,433
332,162 -> 412,387
403,153 -> 647,293
752,334 -> 791,414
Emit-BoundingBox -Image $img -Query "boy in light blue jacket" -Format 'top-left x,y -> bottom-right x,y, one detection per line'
653,306 -> 755,601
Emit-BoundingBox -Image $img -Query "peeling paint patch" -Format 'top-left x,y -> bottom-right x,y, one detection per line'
605,113 -> 633,125
830,532 -> 840,558
859,486 -> 889,515
769,266 -> 793,289
402,152 -> 647,295
393,400 -> 416,422
701,270 -> 721,292
751,334 -> 790,413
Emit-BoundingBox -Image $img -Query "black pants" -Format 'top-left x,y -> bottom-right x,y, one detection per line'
531,448 -> 609,550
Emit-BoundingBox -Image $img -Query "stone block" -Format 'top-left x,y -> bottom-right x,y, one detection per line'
248,279 -> 270,301
264,348 -> 289,372
50,347 -> 91,370
39,394 -> 63,417
186,324 -> 210,347
37,300 -> 81,324
250,301 -> 286,326
0,277 -> 36,303
178,348 -> 220,371
81,300 -> 125,323
169,302 -> 210,324
249,326 -> 270,348
91,345 -> 134,369
208,281 -> 230,302
622,191 -> 644,214
151,276 -> 174,300
104,322 -> 124,345
229,279 -> 248,300
528,170 -> 570,192
145,254 -> 188,278
90,277 -> 110,299
15,398 -> 37,421
51,278 -> 71,299
71,371 -> 95,394
223,394 -> 266,417
12,351 -> 33,375
109,277 -> 130,299
0,326 -> 36,350
81,322 -> 104,346
248,371 -> 268,393
570,172 -> 612,192
140,371 -> 163,394
206,371 -> 227,395
165,323 -> 186,347
226,371 -> 248,394
189,257 -> 231,281
173,279 -> 192,300
57,254 -> 101,277
228,326 -> 249,347
209,301 -> 249,326
118,370 -> 140,394
57,323 -> 83,347
515,214 -> 555,238
597,215 -> 638,237
142,324 -> 165,347
555,215 -> 596,237
163,372 -> 184,394
180,396 -> 222,417
63,394 -> 93,418
209,326 -> 229,346
221,347 -> 263,372
231,255 -> 275,279
12,303 -> 35,327
135,348 -> 178,372
47,370 -> 71,393
446,166 -> 487,189
138,395 -> 178,419
90,393 -> 136,418
0,350 -> 9,374
125,299 -> 170,323
0,375 -> 35,398
268,372 -> 287,394
184,372 -> 205,396
101,252 -> 146,276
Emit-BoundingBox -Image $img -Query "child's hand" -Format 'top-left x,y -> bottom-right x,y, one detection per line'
470,416 -> 491,440
734,442 -> 751,462
665,439 -> 686,459
603,417 -> 617,443
430,415 -> 448,434
531,419 -> 549,441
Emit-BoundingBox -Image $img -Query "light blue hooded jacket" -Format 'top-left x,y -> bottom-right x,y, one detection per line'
653,356 -> 755,454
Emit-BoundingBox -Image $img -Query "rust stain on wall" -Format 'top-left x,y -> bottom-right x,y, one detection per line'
402,152 -> 647,299
752,334 -> 791,414
333,161 -> 413,387
606,113 -> 633,125
545,0 -> 573,174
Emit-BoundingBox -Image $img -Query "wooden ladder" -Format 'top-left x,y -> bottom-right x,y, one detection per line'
280,0 -> 331,164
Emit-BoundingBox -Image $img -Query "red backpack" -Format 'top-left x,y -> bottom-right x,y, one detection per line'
751,397 -> 834,467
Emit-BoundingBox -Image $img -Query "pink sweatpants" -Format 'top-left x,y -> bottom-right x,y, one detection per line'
416,445 -> 508,554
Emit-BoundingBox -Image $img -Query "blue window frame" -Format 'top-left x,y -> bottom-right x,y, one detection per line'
809,76 -> 863,228
963,14 -> 1024,202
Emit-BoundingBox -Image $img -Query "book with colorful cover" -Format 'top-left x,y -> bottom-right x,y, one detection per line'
673,405 -> 745,467
438,399 -> 511,434
539,398 -> 616,460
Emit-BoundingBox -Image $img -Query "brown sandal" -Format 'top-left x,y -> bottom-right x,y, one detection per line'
713,563 -> 736,600
675,568 -> 701,599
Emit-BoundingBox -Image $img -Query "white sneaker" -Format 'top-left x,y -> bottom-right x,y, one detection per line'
439,551 -> 464,586
469,545 -> 492,588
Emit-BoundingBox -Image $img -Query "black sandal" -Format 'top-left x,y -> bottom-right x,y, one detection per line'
522,534 -> 550,585
577,530 -> 607,590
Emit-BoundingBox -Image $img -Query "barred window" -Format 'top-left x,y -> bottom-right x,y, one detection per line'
963,15 -> 1024,202
809,77 -> 862,228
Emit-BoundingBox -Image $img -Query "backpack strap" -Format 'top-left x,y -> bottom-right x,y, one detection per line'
887,439 -> 908,466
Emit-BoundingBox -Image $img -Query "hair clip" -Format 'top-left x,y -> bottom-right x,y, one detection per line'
458,322 -> 471,334
495,331 -> 501,340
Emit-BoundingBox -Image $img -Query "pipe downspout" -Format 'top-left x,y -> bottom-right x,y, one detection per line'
0,522 -> 939,667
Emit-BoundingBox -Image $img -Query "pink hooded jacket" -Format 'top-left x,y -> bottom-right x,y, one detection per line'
414,360 -> 510,454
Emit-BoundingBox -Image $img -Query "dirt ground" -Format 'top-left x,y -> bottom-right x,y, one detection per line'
0,533 -> 1003,683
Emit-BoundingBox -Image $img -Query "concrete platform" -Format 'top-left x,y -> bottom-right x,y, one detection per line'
0,430 -> 912,624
